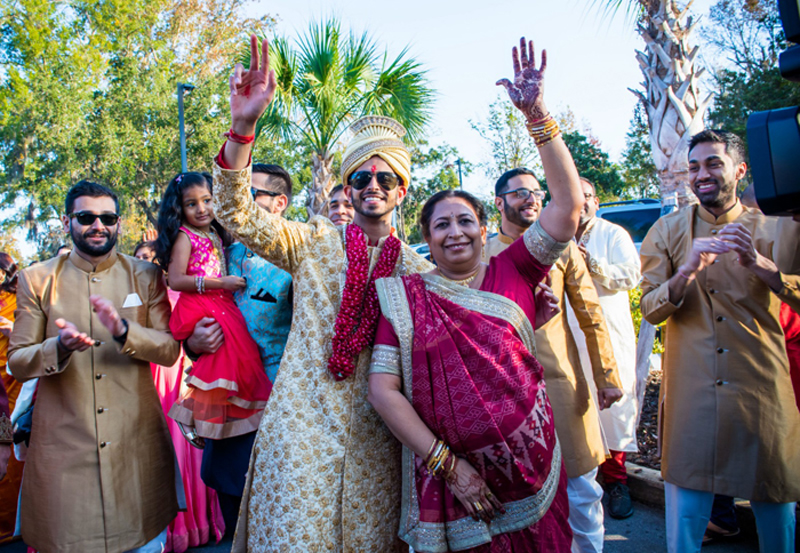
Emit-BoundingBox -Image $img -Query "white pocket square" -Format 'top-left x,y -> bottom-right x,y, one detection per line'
122,293 -> 143,308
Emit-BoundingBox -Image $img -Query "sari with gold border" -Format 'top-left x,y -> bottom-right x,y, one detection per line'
372,221 -> 572,553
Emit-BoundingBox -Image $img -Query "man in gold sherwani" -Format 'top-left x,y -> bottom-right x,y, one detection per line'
8,181 -> 181,553
640,129 -> 800,553
483,167 -> 622,553
213,38 -> 431,552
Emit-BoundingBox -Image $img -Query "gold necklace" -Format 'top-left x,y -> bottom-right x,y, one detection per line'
441,269 -> 480,287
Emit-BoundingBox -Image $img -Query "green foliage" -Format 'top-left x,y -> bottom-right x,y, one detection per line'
0,0 -> 274,257
249,18 -> 434,213
401,141 -> 472,244
620,102 -> 660,199
561,130 -> 625,201
629,286 -> 664,354
470,95 -> 542,183
704,0 -> 800,143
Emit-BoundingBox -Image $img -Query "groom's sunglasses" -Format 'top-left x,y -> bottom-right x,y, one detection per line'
68,211 -> 120,226
348,171 -> 402,191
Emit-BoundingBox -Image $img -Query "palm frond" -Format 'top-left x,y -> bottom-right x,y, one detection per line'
363,47 -> 433,141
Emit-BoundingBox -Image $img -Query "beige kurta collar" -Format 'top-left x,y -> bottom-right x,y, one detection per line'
495,230 -> 515,245
68,249 -> 119,273
697,200 -> 744,225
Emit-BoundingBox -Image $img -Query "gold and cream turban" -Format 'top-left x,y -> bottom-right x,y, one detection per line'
341,116 -> 411,188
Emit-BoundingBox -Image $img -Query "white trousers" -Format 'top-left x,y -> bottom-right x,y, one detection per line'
664,482 -> 796,553
567,467 -> 605,553
125,527 -> 168,553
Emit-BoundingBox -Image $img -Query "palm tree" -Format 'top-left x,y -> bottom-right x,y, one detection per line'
594,0 -> 712,206
251,19 -> 433,216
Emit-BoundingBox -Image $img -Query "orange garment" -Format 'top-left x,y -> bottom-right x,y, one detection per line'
0,290 -> 21,545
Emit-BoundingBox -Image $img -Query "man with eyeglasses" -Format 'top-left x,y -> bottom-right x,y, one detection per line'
8,180 -> 181,553
568,177 -> 641,521
483,167 -> 623,553
184,162 -> 294,533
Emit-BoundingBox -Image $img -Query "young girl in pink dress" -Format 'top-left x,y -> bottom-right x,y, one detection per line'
155,172 -> 271,441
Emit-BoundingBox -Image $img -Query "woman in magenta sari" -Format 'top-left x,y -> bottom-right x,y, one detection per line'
367,37 -> 584,552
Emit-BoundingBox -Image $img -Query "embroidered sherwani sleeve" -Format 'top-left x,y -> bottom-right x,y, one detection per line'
563,243 -> 622,390
523,221 -> 571,266
7,271 -> 65,382
640,220 -> 682,325
213,163 -> 316,275
587,226 -> 641,292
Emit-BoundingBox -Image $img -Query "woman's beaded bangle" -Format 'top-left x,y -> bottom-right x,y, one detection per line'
526,113 -> 561,147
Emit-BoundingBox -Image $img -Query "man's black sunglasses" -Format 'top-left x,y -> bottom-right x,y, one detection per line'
348,171 -> 402,191
68,211 -> 120,226
250,187 -> 283,200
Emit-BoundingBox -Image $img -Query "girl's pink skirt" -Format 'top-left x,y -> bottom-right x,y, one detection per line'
168,289 -> 271,440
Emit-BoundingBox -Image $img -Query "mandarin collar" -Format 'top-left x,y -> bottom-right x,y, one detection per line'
68,249 -> 119,273
697,200 -> 744,225
494,231 -> 515,245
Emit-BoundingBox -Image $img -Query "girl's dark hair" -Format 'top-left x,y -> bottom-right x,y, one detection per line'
0,252 -> 19,294
154,172 -> 232,269
419,189 -> 488,239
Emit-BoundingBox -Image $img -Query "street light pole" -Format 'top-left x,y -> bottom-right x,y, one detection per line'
455,158 -> 463,189
177,83 -> 195,173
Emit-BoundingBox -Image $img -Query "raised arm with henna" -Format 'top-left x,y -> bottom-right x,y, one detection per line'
497,38 -> 583,242
223,35 -> 278,170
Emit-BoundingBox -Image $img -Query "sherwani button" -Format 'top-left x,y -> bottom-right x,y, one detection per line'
97,408 -> 105,414
716,316 -> 724,322
717,348 -> 724,354
91,277 -> 100,283
716,379 -> 724,386
711,229 -> 718,235
95,373 -> 103,380
709,289 -> 716,294
100,441 -> 107,448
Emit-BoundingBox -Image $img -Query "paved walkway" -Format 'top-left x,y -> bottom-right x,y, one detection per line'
0,500 -> 763,552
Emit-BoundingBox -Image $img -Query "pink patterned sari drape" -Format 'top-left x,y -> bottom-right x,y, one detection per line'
375,273 -> 570,552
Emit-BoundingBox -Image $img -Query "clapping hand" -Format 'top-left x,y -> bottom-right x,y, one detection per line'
496,37 -> 548,122
90,295 -> 126,338
683,237 -> 730,277
718,223 -> 757,268
55,318 -> 96,352
229,35 -> 278,135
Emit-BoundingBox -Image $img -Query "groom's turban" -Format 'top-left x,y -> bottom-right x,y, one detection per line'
341,116 -> 411,188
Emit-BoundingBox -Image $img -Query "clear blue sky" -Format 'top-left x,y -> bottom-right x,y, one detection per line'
248,0 -> 717,193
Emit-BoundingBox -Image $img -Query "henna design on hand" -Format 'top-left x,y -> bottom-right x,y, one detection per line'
496,37 -> 548,122
451,473 -> 483,496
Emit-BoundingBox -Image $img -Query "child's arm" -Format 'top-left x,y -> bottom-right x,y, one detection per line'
167,232 -> 246,292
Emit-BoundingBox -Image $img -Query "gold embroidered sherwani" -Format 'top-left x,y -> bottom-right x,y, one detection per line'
484,235 -> 621,478
641,202 -> 800,502
8,251 -> 180,553
213,165 -> 432,553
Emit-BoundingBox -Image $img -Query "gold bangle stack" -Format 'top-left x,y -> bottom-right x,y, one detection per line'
526,113 -> 561,147
425,438 -> 458,481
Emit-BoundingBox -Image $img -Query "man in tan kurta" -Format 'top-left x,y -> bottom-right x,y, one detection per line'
640,130 -> 800,553
483,167 -> 622,553
8,181 -> 180,553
